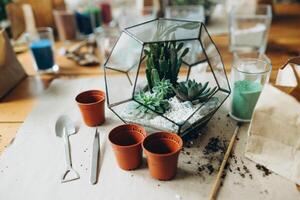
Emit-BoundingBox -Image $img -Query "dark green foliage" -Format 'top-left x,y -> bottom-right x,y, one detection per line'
144,41 -> 189,91
173,79 -> 217,103
134,91 -> 170,114
0,0 -> 12,21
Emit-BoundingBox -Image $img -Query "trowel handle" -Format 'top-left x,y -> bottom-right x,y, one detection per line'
63,128 -> 72,168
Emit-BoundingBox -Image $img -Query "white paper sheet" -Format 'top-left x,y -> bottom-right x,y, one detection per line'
245,84 -> 300,185
0,77 -> 237,200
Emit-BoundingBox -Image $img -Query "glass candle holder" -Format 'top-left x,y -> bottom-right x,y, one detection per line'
230,58 -> 271,122
28,27 -> 59,73
95,26 -> 120,62
229,5 -> 272,54
232,51 -> 272,73
165,5 -> 205,22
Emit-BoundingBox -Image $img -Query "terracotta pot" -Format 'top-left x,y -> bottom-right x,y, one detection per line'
109,124 -> 146,170
76,90 -> 105,127
143,132 -> 183,180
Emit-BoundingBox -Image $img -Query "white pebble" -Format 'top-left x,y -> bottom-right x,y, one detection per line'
121,96 -> 220,132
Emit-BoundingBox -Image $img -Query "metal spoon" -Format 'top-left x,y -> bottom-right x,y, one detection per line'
55,115 -> 80,183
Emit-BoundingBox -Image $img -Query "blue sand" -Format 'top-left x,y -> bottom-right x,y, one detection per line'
30,39 -> 54,70
75,11 -> 93,35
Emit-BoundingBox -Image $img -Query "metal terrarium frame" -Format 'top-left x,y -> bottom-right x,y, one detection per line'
104,18 -> 231,137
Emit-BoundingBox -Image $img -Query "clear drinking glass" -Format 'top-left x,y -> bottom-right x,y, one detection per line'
28,27 -> 59,73
233,51 -> 271,66
230,58 -> 271,122
165,5 -> 205,22
229,5 -> 272,54
95,26 -> 120,63
116,6 -> 157,31
53,10 -> 77,41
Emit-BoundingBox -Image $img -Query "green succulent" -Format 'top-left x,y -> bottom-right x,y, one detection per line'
152,79 -> 174,99
173,79 -> 217,104
134,91 -> 170,114
144,40 -> 189,91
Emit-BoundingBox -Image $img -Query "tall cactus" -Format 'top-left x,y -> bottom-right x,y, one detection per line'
144,41 -> 189,91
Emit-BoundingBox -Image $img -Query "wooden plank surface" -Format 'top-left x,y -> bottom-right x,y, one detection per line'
0,76 -> 53,122
17,42 -> 102,76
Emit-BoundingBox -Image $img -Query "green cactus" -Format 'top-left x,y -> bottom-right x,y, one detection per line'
134,91 -> 170,114
144,41 -> 189,91
172,79 -> 217,104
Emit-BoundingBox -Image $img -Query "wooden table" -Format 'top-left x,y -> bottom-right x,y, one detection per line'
0,4 -> 300,199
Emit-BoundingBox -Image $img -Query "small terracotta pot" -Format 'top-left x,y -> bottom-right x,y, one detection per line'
109,124 -> 146,170
76,90 -> 105,127
143,132 -> 183,180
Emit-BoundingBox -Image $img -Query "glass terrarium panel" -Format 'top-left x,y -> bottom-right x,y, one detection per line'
126,18 -> 201,43
112,100 -> 144,123
181,40 -> 206,66
125,19 -> 159,43
133,55 -> 147,95
105,32 -> 143,72
105,66 -> 138,106
208,54 -> 230,92
177,63 -> 189,82
167,67 -> 219,130
180,89 -> 229,136
117,99 -> 180,133
188,61 -> 219,89
200,25 -> 230,92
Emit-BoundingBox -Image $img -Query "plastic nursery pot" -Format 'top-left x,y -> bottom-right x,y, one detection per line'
143,132 -> 183,181
109,124 -> 146,170
75,90 -> 105,127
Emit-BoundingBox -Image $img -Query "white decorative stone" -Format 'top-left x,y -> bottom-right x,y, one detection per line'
121,96 -> 220,133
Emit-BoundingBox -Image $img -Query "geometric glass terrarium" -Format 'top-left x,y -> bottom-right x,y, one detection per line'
104,18 -> 230,137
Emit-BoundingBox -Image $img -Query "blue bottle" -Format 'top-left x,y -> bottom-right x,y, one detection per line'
75,11 -> 93,35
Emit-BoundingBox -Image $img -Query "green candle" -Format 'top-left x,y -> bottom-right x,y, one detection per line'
231,80 -> 262,120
